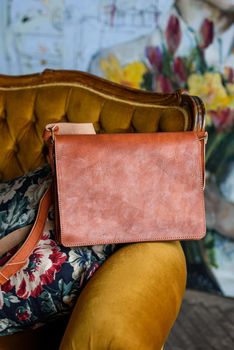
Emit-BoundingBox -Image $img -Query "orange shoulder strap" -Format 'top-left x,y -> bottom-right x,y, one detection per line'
0,186 -> 51,285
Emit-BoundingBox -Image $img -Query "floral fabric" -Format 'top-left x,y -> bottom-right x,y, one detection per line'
0,166 -> 116,335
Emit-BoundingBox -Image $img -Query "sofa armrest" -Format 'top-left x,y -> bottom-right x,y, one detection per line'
60,241 -> 186,350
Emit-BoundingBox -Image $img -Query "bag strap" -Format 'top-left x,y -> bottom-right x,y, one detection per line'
0,186 -> 51,285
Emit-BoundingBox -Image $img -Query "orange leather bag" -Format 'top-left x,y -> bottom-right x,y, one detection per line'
0,122 -> 207,284
45,123 -> 207,247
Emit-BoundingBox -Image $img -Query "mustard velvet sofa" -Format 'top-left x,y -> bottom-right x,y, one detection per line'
0,70 -> 205,350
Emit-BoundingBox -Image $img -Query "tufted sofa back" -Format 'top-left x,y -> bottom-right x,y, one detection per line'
0,69 -> 205,181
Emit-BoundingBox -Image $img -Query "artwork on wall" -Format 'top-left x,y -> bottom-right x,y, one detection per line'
93,0 -> 234,296
0,0 -> 233,296
0,0 -> 173,74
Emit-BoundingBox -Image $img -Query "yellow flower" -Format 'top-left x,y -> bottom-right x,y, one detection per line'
188,72 -> 234,126
100,55 -> 147,89
188,72 -> 233,111
100,55 -> 123,84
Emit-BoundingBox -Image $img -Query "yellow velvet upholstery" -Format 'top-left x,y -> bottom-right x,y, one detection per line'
0,79 -> 189,181
60,242 -> 186,350
0,70 -> 190,349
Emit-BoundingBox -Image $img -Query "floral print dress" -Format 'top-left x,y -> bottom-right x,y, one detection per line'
0,166 -> 116,335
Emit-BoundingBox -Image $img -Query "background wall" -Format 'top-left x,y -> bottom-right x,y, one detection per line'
0,0 -> 234,296
0,0 -> 173,74
0,1 -> 233,76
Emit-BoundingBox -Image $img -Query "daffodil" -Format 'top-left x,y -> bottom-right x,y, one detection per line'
188,73 -> 234,111
100,55 -> 147,89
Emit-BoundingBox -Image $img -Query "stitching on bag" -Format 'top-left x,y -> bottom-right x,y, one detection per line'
195,133 -> 206,236
62,233 -> 206,247
0,271 -> 9,281
55,142 -> 65,241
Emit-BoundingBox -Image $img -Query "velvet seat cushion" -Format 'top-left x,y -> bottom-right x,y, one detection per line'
60,241 -> 186,350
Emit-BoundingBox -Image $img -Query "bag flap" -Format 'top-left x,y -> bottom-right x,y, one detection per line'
54,132 -> 206,246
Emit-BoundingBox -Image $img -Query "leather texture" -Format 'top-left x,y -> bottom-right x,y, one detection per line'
52,130 -> 206,246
